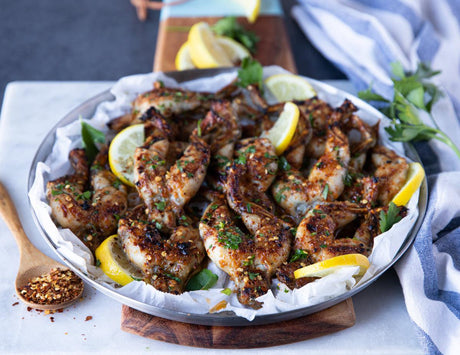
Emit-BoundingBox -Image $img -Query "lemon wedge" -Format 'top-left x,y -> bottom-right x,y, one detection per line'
234,0 -> 261,23
261,102 -> 299,155
216,36 -> 251,63
188,22 -> 233,69
95,235 -> 143,286
265,74 -> 317,102
175,41 -> 196,71
391,162 -> 425,206
108,123 -> 144,187
175,37 -> 250,70
294,254 -> 370,279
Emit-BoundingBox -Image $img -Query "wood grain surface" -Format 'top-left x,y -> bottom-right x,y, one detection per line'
153,15 -> 297,73
121,298 -> 355,348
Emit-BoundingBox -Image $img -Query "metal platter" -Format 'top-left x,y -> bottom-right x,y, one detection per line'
27,68 -> 428,326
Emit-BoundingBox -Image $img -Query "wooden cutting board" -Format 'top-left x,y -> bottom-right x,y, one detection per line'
121,298 -> 355,348
153,15 -> 297,73
123,8 -> 354,348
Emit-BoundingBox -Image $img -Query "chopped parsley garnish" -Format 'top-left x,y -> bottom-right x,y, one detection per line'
248,272 -> 260,280
112,179 -> 122,189
242,255 -> 255,266
274,186 -> 290,203
221,288 -> 232,296
290,249 -> 308,262
217,226 -> 243,250
197,119 -> 202,137
165,273 -> 181,283
343,173 -> 353,187
278,156 -> 291,171
322,183 -> 329,200
155,201 -> 166,211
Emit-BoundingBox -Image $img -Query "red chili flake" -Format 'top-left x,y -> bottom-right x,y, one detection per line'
85,316 -> 93,321
17,268 -> 83,306
12,302 -> 19,306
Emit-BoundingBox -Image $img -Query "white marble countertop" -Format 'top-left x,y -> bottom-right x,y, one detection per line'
0,81 -> 423,354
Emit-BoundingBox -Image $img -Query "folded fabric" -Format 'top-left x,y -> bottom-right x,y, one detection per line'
292,1 -> 460,354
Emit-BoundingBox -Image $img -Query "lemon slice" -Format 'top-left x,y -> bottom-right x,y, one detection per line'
216,36 -> 251,63
391,162 -> 425,206
294,254 -> 370,279
188,22 -> 233,69
108,123 -> 144,187
261,102 -> 299,155
95,235 -> 143,286
265,74 -> 317,102
175,41 -> 196,71
234,0 -> 261,23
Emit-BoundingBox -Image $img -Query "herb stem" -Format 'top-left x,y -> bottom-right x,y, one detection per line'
435,130 -> 460,160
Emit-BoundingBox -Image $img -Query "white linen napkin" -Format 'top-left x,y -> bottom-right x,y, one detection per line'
292,1 -> 460,354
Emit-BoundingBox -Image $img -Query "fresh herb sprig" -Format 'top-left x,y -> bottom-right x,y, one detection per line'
358,62 -> 460,160
237,57 -> 263,91
379,202 -> 403,233
81,120 -> 106,162
212,16 -> 259,54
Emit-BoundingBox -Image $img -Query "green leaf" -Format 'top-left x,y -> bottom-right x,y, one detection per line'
413,62 -> 441,80
278,156 -> 291,171
212,16 -> 259,54
81,120 -> 105,162
221,288 -> 232,296
385,123 -> 439,142
237,57 -> 263,90
358,87 -> 389,102
185,269 -> 218,291
289,249 -> 308,263
322,183 -> 329,200
406,86 -> 426,110
379,202 -> 403,233
391,62 -> 405,79
424,82 -> 443,113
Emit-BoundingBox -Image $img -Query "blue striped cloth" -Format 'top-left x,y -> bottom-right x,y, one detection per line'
292,1 -> 460,354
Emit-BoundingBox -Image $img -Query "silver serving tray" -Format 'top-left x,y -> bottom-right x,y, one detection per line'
27,68 -> 427,326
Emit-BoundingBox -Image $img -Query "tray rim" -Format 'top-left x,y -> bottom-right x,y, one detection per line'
27,68 -> 428,326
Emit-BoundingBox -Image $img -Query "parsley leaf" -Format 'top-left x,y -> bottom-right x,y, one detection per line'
358,62 -> 460,160
212,16 -> 259,54
221,288 -> 232,296
379,202 -> 403,233
237,57 -> 263,91
289,249 -> 308,263
81,120 -> 105,162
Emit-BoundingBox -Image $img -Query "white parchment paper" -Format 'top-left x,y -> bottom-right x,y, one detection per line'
29,66 -> 419,321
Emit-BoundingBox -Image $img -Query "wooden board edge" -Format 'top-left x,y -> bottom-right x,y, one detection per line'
121,298 -> 355,348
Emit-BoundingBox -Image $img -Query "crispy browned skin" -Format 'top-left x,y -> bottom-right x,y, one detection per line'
214,163 -> 292,308
134,123 -> 210,231
371,145 -> 409,205
46,147 -> 128,252
193,100 -> 241,190
200,195 -> 291,309
272,101 -> 351,222
119,213 -> 205,294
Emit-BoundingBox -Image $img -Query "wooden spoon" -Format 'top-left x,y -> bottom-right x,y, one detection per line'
0,182 -> 83,310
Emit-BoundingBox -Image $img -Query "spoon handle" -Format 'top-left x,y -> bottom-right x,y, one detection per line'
0,182 -> 39,259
